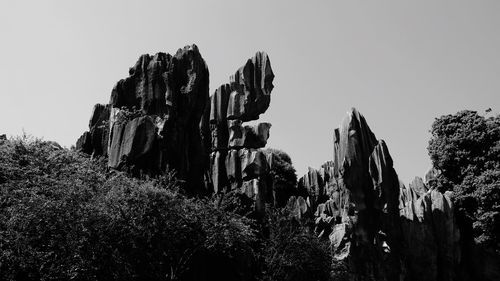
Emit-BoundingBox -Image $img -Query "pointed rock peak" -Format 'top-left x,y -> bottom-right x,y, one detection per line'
252,51 -> 275,95
340,108 -> 377,140
338,108 -> 378,172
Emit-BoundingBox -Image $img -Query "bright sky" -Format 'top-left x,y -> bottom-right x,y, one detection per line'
1,1 -> 499,184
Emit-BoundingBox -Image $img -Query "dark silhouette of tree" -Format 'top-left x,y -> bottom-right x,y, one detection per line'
263,148 -> 298,207
428,110 -> 500,252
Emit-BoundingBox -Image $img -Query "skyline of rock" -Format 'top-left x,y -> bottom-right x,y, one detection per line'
75,44 -> 499,281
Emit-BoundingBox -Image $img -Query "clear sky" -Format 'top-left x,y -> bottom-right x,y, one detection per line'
1,1 -> 499,184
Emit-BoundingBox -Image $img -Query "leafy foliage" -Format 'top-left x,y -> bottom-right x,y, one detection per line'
427,110 -> 500,251
0,136 -> 257,281
260,208 -> 332,281
263,149 -> 298,207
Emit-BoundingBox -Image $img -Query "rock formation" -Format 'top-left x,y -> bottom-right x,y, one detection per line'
399,180 -> 460,281
76,104 -> 110,156
76,45 -> 275,203
77,45 -> 210,195
74,45 -> 498,280
291,108 -> 464,281
327,109 -> 402,280
207,51 -> 275,215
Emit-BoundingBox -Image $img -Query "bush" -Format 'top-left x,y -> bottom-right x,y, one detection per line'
260,208 -> 332,281
0,136 -> 257,281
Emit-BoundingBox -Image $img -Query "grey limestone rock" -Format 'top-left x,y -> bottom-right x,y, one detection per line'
77,45 -> 210,195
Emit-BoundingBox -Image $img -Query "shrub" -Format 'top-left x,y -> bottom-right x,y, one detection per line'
0,136 -> 257,281
260,208 -> 332,281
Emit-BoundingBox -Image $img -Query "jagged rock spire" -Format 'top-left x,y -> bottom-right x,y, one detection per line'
76,47 -> 275,203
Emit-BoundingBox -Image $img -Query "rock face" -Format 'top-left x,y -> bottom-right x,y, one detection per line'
332,109 -> 403,280
294,108 -> 464,281
76,104 -> 110,156
206,51 -> 275,215
76,46 -> 274,202
77,45 -> 209,195
400,183 -> 460,281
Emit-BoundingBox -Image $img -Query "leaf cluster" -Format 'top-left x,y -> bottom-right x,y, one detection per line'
427,110 -> 500,251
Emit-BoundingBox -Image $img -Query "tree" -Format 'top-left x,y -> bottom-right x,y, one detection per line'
427,110 -> 500,252
263,148 -> 298,207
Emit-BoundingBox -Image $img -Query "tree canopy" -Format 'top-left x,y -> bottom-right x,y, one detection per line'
263,148 -> 298,207
427,110 -> 500,252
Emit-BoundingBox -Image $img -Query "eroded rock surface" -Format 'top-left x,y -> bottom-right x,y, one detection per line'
76,46 -> 275,202
205,52 -> 275,215
76,104 -> 110,156
297,108 -> 464,281
77,45 -> 209,195
400,183 -> 461,281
